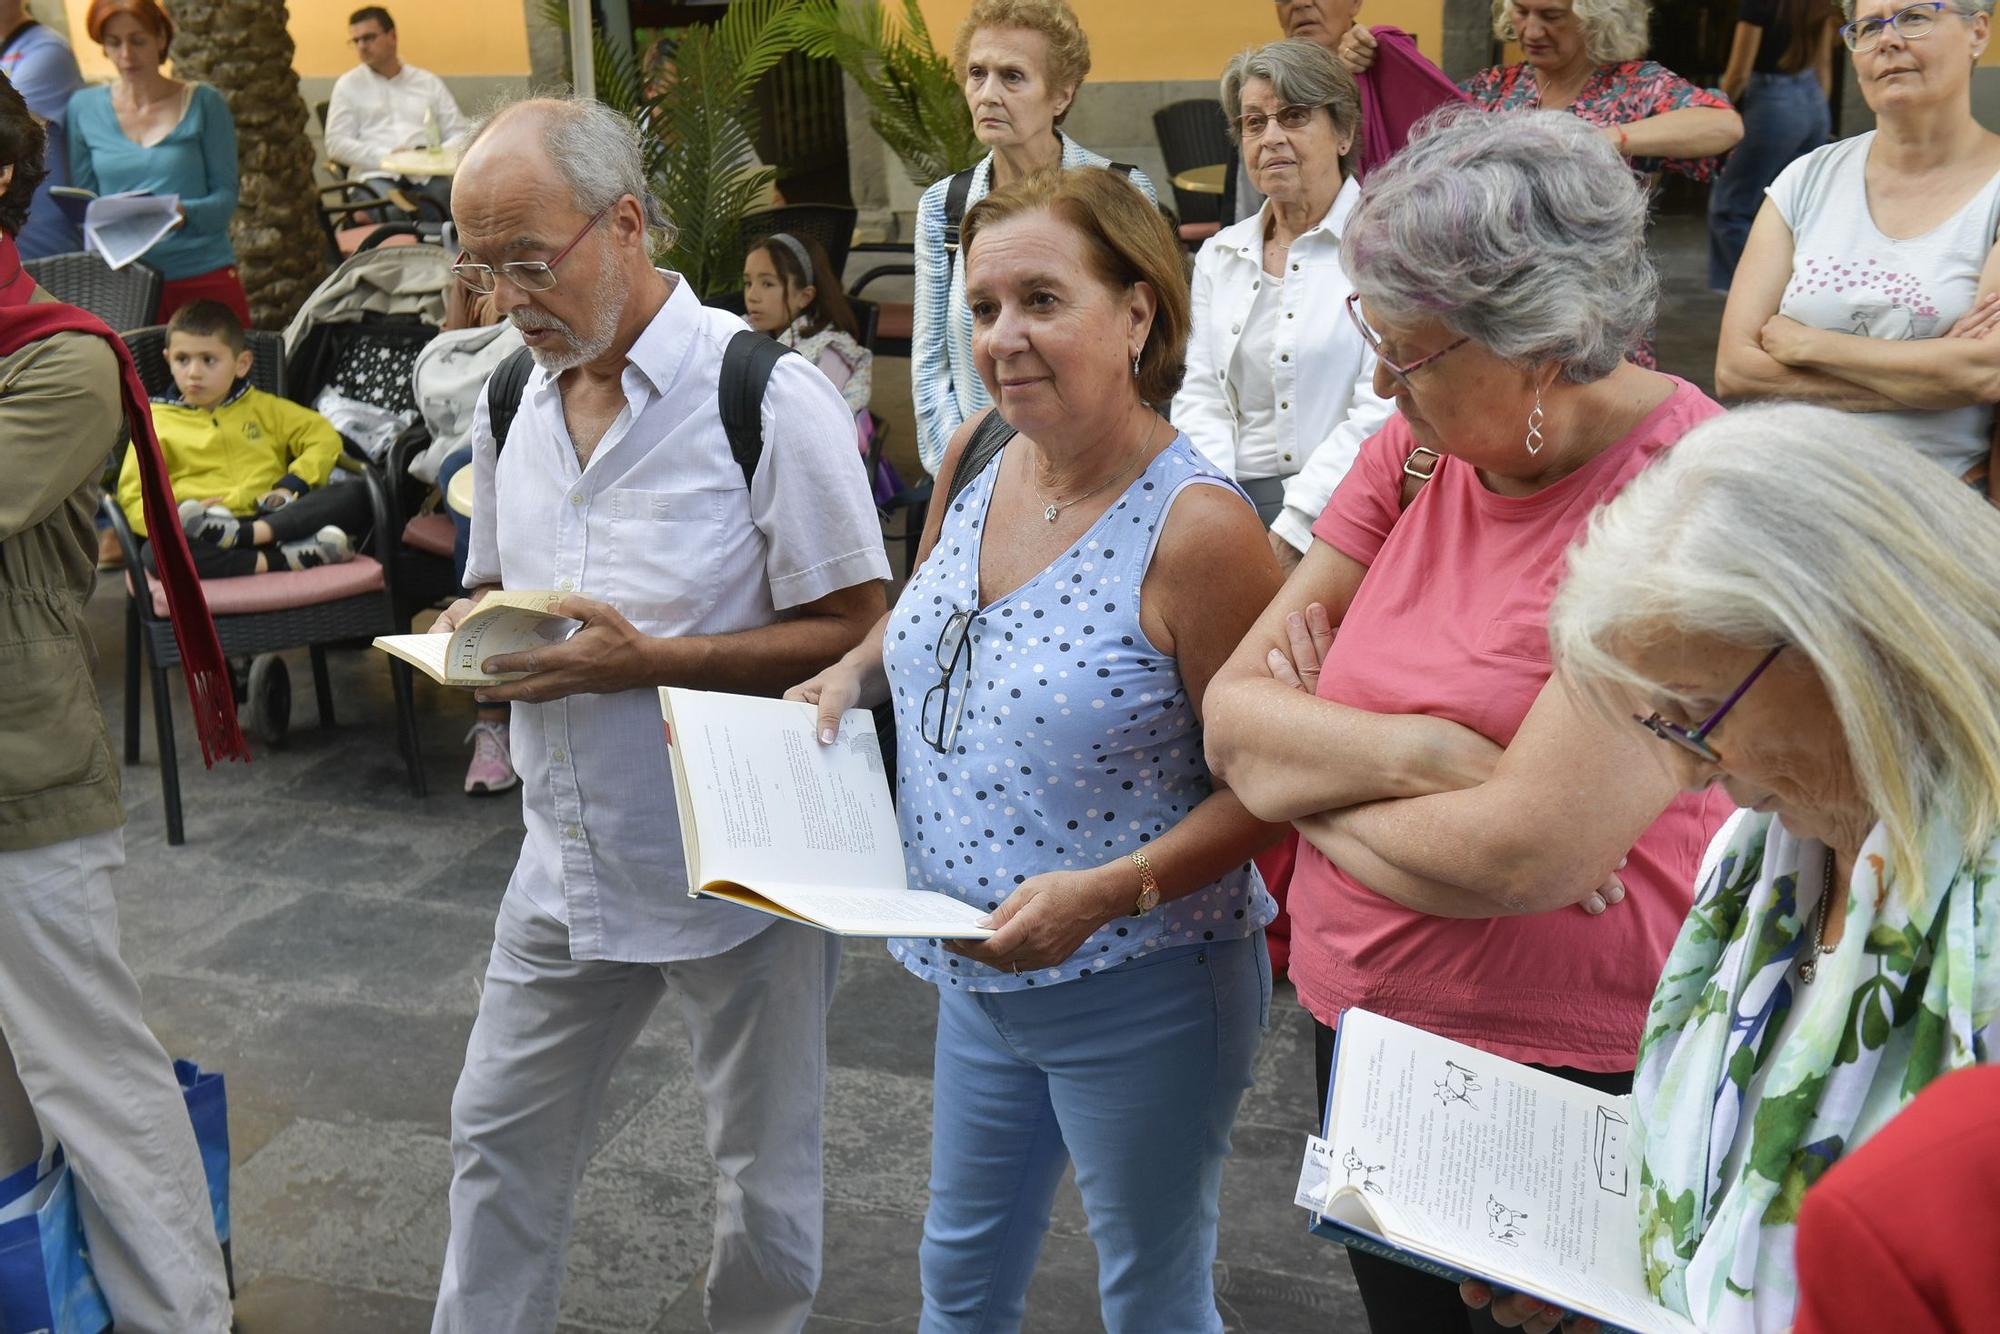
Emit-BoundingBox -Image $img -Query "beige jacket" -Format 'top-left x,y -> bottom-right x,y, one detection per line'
0,301 -> 125,851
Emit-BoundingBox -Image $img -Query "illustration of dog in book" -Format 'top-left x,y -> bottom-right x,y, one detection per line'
1486,1196 -> 1529,1246
1433,1058 -> 1482,1110
1342,1148 -> 1386,1195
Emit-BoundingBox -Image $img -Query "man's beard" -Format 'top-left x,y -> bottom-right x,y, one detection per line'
512,246 -> 624,372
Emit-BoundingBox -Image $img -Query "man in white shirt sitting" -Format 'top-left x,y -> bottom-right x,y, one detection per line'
428,96 -> 891,1334
324,5 -> 469,208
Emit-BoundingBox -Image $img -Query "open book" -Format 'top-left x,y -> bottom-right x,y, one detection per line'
661,687 -> 995,939
372,590 -> 576,685
1297,1009 -> 1697,1334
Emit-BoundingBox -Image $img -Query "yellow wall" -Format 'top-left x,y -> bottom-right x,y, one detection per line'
915,0 -> 1446,81
63,0 -> 531,81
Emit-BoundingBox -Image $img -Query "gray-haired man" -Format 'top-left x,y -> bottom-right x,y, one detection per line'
429,98 -> 888,1334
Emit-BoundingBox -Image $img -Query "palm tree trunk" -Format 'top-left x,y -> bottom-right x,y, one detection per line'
167,0 -> 325,327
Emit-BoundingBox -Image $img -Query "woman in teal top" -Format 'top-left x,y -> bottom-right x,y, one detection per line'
66,0 -> 245,323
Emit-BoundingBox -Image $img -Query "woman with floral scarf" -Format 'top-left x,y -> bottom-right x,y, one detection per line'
1464,401 -> 1999,1333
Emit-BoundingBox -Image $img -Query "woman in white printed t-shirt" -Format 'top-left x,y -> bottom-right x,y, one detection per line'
1717,0 -> 2000,501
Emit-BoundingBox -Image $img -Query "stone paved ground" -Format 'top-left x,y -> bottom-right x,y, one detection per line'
87,215 -> 1721,1334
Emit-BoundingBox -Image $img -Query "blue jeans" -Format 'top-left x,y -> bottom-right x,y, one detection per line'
918,933 -> 1271,1334
435,445 -> 474,587
1708,69 -> 1831,291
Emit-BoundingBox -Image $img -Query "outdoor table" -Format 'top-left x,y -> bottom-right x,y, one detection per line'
1171,164 -> 1227,196
446,464 -> 474,518
379,147 -> 461,179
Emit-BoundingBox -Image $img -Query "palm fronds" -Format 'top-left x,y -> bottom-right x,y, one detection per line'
793,0 -> 978,187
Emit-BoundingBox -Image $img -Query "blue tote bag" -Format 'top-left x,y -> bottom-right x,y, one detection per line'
173,1061 -> 232,1295
0,1150 -> 112,1334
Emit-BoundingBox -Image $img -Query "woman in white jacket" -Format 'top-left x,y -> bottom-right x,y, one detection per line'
1173,39 -> 1391,572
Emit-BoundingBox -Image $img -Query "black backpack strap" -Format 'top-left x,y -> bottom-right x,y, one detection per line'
719,329 -> 796,489
485,346 -> 536,458
943,409 -> 1018,509
1106,161 -> 1136,178
940,166 -> 978,255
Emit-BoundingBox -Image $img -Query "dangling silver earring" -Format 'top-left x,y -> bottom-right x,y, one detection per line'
1524,388 -> 1545,456
1131,352 -> 1141,378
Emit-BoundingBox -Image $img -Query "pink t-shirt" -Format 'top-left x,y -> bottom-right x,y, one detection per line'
1292,377 -> 1735,1071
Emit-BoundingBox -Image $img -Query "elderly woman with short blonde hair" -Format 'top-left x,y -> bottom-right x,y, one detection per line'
1460,402 -> 2000,1334
909,0 -> 1157,476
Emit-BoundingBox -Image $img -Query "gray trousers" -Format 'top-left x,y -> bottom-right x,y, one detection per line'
0,829 -> 231,1333
432,885 -> 842,1334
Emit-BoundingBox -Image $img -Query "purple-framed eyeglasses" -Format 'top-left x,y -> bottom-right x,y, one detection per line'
1634,644 -> 1785,764
1344,292 -> 1470,390
451,202 -> 613,295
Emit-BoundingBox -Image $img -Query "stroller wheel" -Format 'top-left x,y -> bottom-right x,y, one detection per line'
246,653 -> 291,748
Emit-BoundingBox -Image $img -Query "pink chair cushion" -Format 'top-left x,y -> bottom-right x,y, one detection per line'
402,513 -> 455,559
146,555 -> 385,618
877,302 -> 912,342
1178,221 -> 1221,243
335,225 -> 419,257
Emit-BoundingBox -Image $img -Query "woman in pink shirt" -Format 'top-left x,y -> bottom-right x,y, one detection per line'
1205,108 -> 1734,1334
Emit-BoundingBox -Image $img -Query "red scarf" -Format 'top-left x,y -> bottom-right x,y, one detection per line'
0,233 -> 247,765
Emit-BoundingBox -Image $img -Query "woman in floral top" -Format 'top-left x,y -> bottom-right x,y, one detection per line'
1466,0 -> 1742,181
1462,402 -> 1999,1334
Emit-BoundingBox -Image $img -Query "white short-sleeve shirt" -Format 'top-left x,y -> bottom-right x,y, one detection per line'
465,276 -> 892,962
1769,132 -> 2000,479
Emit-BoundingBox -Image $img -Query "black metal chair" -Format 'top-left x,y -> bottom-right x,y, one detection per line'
741,204 -> 859,282
123,324 -> 286,399
846,242 -> 914,360
1152,99 -> 1233,244
110,329 -> 427,845
23,252 -> 163,331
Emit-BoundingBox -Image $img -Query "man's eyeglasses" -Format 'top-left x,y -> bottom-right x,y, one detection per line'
1345,292 -> 1469,391
1237,105 -> 1322,140
451,203 -> 611,295
920,608 -> 977,754
1633,645 -> 1785,764
1840,1 -> 1951,51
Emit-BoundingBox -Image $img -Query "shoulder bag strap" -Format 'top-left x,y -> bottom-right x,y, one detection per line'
1400,445 -> 1441,512
944,409 -> 1018,509
940,167 -> 978,255
718,329 -> 796,489
484,345 -> 536,460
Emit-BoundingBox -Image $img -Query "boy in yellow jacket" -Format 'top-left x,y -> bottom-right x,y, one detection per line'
117,301 -> 365,578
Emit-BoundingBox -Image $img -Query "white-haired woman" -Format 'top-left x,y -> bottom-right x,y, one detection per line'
1463,0 -> 1743,166
1175,40 -> 1393,576
1203,109 -> 1735,1334
1459,402 -> 2000,1334
909,0 -> 1156,477
1716,0 -> 2000,498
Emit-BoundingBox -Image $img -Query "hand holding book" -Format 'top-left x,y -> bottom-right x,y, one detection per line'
469,594 -> 653,704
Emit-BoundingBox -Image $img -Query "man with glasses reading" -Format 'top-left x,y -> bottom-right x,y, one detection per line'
427,97 -> 889,1334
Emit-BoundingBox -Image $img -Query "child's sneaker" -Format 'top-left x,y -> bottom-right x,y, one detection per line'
179,499 -> 247,548
275,526 -> 354,571
463,719 -> 518,796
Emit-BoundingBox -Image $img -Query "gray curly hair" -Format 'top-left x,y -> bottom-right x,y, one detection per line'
1341,108 -> 1656,383
1492,0 -> 1650,65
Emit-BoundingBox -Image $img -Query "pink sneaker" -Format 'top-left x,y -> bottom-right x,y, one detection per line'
463,719 -> 518,796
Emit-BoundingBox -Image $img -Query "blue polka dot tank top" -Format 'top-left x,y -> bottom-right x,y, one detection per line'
884,432 -> 1276,992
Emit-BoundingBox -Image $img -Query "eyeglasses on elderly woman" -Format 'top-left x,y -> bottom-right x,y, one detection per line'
1237,104 -> 1322,140
1633,644 -> 1786,764
1344,292 -> 1470,391
1839,1 -> 1954,51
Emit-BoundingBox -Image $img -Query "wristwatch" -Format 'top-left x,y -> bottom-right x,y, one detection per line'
1128,851 -> 1160,916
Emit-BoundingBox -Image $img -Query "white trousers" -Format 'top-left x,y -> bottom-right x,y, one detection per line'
0,829 -> 232,1334
432,884 -> 841,1334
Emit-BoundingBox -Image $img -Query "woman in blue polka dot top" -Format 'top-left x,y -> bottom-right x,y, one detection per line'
789,167 -> 1285,1332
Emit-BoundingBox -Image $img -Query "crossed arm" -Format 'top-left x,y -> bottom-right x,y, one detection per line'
1716,199 -> 2000,414
1204,542 -> 1676,919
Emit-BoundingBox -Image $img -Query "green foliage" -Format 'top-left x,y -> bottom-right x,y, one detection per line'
540,0 -> 801,300
793,0 -> 979,188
